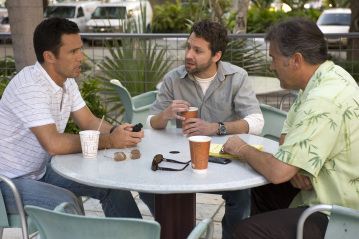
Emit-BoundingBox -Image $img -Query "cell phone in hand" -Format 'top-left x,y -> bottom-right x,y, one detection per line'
132,123 -> 143,132
208,156 -> 232,164
109,123 -> 143,134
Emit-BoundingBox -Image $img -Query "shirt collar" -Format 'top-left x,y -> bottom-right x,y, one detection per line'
35,61 -> 68,94
179,61 -> 234,82
301,60 -> 334,98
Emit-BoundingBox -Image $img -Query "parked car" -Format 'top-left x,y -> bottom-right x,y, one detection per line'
0,16 -> 9,32
0,16 -> 11,43
44,1 -> 101,32
85,0 -> 153,39
317,8 -> 351,48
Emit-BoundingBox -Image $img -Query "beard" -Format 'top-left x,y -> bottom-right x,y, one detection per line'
185,57 -> 213,76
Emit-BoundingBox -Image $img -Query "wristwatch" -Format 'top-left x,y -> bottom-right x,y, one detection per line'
218,122 -> 227,135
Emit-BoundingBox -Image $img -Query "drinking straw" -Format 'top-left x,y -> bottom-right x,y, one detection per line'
97,115 -> 105,131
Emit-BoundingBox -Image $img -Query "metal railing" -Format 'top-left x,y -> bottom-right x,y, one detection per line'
1,32 -> 359,111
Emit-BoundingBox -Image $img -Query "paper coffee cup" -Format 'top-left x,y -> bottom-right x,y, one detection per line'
181,107 -> 198,128
181,107 -> 198,136
79,130 -> 100,158
188,136 -> 211,174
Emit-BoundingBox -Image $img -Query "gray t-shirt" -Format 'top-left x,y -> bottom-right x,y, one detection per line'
150,61 -> 261,127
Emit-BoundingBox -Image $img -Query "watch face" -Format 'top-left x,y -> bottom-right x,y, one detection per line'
220,125 -> 226,134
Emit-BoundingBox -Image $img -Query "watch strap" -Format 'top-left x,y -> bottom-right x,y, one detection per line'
110,125 -> 118,134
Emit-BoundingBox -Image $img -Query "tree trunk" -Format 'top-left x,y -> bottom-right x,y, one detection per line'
233,0 -> 250,34
7,0 -> 43,72
209,0 -> 227,28
347,0 -> 359,60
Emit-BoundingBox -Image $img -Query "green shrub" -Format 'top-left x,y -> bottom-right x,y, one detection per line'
0,75 -> 10,99
152,0 -> 232,33
247,8 -> 321,33
0,56 -> 16,76
0,56 -> 16,99
333,56 -> 359,82
65,78 -> 109,134
152,0 -> 187,33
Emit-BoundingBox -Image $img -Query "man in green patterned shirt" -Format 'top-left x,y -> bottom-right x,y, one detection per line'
223,17 -> 359,238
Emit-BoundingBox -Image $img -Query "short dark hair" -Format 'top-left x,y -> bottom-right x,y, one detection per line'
265,17 -> 332,64
190,19 -> 228,60
33,17 -> 80,63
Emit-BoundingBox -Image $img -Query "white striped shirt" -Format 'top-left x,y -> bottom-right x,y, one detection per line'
0,62 -> 86,179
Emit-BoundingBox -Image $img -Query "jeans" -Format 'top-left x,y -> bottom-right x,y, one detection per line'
219,189 -> 251,239
0,163 -> 142,218
138,189 -> 250,239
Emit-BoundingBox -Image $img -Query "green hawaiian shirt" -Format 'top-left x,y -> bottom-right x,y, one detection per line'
275,61 -> 359,213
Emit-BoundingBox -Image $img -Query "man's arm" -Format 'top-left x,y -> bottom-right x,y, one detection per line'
71,106 -> 112,133
183,119 -> 250,137
30,106 -> 144,155
280,133 -> 313,190
223,135 -> 300,184
71,106 -> 143,149
30,124 -> 83,156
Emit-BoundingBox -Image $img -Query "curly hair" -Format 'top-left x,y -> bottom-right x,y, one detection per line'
190,19 -> 228,59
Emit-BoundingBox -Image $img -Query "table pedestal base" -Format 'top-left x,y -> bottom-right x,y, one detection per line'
155,193 -> 196,239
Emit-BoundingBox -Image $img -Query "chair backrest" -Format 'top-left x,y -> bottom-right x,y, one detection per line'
110,79 -> 135,123
187,218 -> 214,239
297,204 -> 359,239
0,174 -> 37,239
279,93 -> 298,111
259,104 -> 287,142
324,205 -> 359,239
24,203 -> 161,239
110,79 -> 157,125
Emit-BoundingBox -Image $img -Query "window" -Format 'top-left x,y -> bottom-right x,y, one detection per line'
91,7 -> 127,20
44,6 -> 76,19
77,7 -> 84,18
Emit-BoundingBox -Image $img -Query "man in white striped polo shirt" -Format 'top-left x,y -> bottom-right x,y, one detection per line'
0,18 -> 145,218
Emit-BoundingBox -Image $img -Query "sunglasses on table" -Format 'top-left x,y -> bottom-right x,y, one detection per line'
151,154 -> 190,171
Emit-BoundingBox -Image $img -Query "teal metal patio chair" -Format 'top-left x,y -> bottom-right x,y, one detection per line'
187,218 -> 214,239
110,79 -> 157,126
279,92 -> 298,111
0,174 -> 37,239
297,204 -> 359,239
259,104 -> 287,142
25,202 -> 161,239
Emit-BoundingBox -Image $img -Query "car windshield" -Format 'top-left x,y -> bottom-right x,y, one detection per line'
91,7 -> 127,19
1,17 -> 8,24
44,6 -> 76,18
317,13 -> 351,26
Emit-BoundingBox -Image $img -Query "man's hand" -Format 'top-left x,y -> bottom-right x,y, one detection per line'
110,123 -> 144,148
182,118 -> 219,137
290,173 -> 313,191
222,135 -> 247,156
150,100 -> 191,129
164,100 -> 191,121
